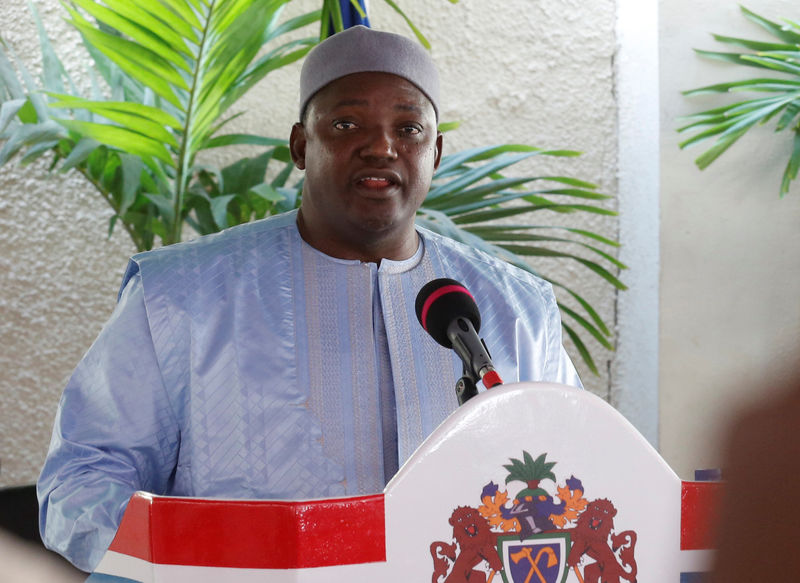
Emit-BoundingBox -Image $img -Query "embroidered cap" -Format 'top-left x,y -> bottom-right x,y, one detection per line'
299,25 -> 440,121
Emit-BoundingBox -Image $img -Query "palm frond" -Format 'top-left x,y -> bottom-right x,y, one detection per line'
416,145 -> 623,374
1,0 -> 615,373
680,6 -> 800,196
1,0 -> 324,248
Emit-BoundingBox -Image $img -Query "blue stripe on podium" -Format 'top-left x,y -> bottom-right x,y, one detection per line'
86,573 -> 142,583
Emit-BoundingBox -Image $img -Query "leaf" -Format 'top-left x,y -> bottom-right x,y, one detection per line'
78,0 -> 194,61
210,194 -> 236,229
691,49 -> 770,69
780,129 -> 800,197
683,7 -> 800,198
708,34 -> 795,53
434,144 -> 544,175
0,43 -> 26,100
498,245 -> 626,290
55,119 -> 172,165
231,39 -> 315,106
266,8 -> 321,42
741,55 -> 800,76
438,121 -> 461,133
0,119 -> 66,165
324,0 -> 345,34
220,150 -> 272,194
468,224 -> 620,248
563,322 -> 598,375
558,304 -> 613,349
681,78 -> 800,97
202,134 -> 288,149
119,153 -> 145,216
48,95 -> 180,147
19,139 -> 60,165
156,0 -> 203,33
740,5 -> 800,45
64,5 -> 186,101
1,40 -> 49,120
144,191 -> 175,224
429,151 -> 542,199
0,99 -> 26,134
47,93 -> 183,129
379,0 -> 431,48
59,136 -> 100,171
30,0 -> 70,94
691,127 -> 750,169
250,182 -> 286,203
553,283 -> 611,336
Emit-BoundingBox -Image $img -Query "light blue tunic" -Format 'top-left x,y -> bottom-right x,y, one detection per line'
37,210 -> 581,571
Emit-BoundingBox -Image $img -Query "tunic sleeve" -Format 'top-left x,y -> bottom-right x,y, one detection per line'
544,284 -> 583,389
37,271 -> 180,572
512,279 -> 583,389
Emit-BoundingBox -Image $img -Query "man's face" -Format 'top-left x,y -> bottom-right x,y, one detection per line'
290,72 -> 443,261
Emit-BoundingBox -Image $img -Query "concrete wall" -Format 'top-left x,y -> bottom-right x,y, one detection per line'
659,0 -> 800,478
0,0 -> 620,486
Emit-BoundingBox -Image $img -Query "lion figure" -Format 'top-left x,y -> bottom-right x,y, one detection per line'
430,506 -> 503,583
565,498 -> 638,583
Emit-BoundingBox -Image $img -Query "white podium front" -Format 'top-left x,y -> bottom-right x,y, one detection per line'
89,383 -> 720,582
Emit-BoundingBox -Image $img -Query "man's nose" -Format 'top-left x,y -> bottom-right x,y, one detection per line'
360,127 -> 398,161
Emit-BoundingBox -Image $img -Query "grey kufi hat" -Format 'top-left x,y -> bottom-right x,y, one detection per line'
299,25 -> 440,120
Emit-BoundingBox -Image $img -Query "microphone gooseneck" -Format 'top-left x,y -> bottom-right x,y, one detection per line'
415,278 -> 503,403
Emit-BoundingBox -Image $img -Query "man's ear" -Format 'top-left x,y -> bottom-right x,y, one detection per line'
433,131 -> 444,171
290,123 -> 306,170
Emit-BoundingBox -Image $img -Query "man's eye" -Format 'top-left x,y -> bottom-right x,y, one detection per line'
400,125 -> 422,136
333,121 -> 356,130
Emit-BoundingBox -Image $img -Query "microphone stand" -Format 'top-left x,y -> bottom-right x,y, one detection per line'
455,369 -> 480,405
448,317 -> 502,405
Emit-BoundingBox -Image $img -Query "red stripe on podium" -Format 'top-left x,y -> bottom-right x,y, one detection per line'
109,492 -> 386,568
680,481 -> 723,550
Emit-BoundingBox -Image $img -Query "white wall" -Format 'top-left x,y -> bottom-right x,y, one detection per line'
0,0 -> 620,486
613,0 -> 660,445
659,0 -> 800,478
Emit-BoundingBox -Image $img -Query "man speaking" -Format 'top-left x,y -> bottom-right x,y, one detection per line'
38,25 -> 582,572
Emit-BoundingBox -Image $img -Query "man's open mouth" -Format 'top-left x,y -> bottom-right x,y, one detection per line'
358,176 -> 395,188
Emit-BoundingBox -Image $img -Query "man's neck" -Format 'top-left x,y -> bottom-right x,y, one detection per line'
295,210 -> 419,265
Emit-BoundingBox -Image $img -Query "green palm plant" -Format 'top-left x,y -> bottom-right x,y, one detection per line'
678,6 -> 800,197
417,143 -> 623,372
0,0 -> 622,373
1,0 -> 322,249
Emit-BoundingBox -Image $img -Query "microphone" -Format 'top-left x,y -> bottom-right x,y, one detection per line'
415,278 -> 503,402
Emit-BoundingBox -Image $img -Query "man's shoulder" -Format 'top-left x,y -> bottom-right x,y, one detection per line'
418,224 -> 551,295
137,211 -> 295,263
122,211 -> 297,289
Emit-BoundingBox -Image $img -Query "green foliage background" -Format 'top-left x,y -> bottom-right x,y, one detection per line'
0,0 -> 624,373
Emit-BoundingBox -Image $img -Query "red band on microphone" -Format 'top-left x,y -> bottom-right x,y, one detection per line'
420,284 -> 475,331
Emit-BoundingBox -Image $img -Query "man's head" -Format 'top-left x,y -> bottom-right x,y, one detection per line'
298,25 -> 440,122
290,27 -> 443,263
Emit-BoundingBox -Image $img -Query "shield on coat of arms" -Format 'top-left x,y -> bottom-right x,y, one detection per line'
498,532 -> 571,583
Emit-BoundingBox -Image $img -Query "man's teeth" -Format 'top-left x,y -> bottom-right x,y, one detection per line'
360,177 -> 392,186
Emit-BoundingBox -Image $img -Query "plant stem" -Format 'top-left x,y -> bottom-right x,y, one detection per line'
171,0 -> 217,245
76,166 -> 144,251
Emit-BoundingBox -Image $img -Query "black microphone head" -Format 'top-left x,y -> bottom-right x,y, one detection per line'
415,278 -> 481,348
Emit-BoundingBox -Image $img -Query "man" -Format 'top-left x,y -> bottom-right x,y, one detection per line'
38,26 -> 582,572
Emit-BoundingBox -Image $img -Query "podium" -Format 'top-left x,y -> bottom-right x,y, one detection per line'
89,383 -> 721,582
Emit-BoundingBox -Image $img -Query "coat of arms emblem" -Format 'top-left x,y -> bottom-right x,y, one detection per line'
430,451 -> 638,583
